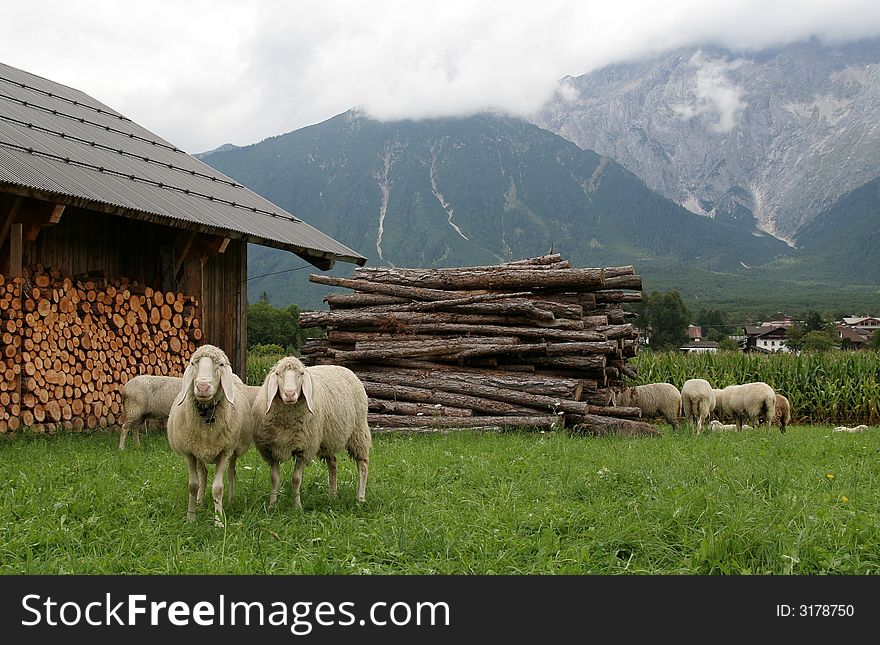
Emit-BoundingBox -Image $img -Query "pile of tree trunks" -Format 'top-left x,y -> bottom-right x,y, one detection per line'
299,254 -> 659,437
0,266 -> 200,433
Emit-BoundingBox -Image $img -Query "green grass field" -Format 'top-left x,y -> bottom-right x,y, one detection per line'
2,425 -> 878,575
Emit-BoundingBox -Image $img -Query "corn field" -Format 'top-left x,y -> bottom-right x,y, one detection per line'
633,350 -> 880,424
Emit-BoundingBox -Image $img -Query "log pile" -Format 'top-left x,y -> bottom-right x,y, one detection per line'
299,254 -> 658,436
0,266 -> 201,433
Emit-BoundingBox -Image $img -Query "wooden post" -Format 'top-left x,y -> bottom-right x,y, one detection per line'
10,223 -> 22,278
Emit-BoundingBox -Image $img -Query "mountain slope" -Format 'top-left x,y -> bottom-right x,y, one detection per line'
201,110 -> 789,307
532,37 -> 880,242
770,175 -> 880,284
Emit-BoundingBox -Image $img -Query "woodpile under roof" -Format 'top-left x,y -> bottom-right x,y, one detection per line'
0,265 -> 200,433
299,254 -> 659,437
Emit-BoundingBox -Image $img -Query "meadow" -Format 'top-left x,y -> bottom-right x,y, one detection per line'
1,423 -> 878,575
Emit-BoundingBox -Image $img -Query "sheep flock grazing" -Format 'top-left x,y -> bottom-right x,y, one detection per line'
611,383 -> 681,429
118,375 -> 182,449
680,378 -> 716,435
774,394 -> 792,434
166,345 -> 254,526
717,382 -> 777,432
252,355 -> 371,510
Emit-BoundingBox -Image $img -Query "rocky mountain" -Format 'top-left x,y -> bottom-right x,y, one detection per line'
200,110 -> 791,308
532,37 -> 880,243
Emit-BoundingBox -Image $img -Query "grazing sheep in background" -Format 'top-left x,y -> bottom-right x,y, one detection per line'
680,378 -> 716,434
611,383 -> 681,429
833,425 -> 868,433
708,419 -> 752,432
118,375 -> 181,449
166,345 -> 253,525
711,388 -> 728,420
719,382 -> 777,432
252,355 -> 371,509
774,394 -> 792,434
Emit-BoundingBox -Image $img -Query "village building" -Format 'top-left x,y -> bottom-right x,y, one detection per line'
743,324 -> 790,353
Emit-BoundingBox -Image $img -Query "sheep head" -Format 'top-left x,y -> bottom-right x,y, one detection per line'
177,345 -> 236,407
266,356 -> 314,414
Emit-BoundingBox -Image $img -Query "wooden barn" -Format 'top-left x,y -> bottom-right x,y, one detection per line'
0,61 -> 365,431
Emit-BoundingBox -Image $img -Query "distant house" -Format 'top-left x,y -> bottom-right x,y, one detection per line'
743,325 -> 790,353
841,316 -> 880,331
680,340 -> 719,354
837,324 -> 873,350
686,324 -> 703,341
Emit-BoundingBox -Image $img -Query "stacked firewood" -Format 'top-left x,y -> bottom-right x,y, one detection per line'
299,254 -> 658,436
0,266 -> 200,433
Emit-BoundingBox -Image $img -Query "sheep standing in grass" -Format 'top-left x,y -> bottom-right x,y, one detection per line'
252,356 -> 371,509
611,383 -> 681,429
774,394 -> 792,434
118,375 -> 181,449
711,388 -> 728,421
718,382 -> 777,432
166,345 -> 253,525
680,378 -> 716,435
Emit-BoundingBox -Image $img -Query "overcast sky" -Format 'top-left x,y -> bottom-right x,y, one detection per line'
3,0 -> 880,153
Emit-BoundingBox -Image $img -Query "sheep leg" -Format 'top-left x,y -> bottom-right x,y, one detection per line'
185,454 -> 200,523
325,455 -> 338,498
118,422 -> 130,450
356,458 -> 368,503
291,454 -> 305,510
196,462 -> 208,506
227,453 -> 237,502
268,461 -> 281,507
212,452 -> 230,527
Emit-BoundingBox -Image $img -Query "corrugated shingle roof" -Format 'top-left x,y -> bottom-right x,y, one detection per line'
0,61 -> 366,268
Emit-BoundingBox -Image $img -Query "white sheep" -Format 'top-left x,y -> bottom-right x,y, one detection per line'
118,375 -> 182,449
252,355 -> 371,509
718,382 -> 777,432
680,378 -> 716,434
166,345 -> 254,525
711,388 -> 727,420
774,393 -> 792,434
611,383 -> 681,429
708,419 -> 752,432
833,425 -> 868,433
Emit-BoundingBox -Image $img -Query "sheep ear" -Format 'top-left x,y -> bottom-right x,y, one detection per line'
220,363 -> 236,405
266,370 -> 279,413
176,364 -> 195,406
302,369 -> 315,414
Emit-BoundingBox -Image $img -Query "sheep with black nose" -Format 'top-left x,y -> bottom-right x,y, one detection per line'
166,345 -> 253,526
252,355 -> 371,509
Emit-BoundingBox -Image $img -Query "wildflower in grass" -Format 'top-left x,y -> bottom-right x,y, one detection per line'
597,466 -> 610,478
840,496 -> 849,504
826,472 -> 835,481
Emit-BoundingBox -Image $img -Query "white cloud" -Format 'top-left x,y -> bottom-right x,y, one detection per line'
2,1 -> 880,151
673,51 -> 747,133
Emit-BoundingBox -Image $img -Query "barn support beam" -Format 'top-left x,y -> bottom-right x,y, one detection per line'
9,223 -> 23,277
19,201 -> 64,241
0,196 -> 22,251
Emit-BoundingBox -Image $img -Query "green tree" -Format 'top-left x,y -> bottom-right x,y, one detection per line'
800,330 -> 839,352
786,311 -> 838,352
247,294 -> 312,352
718,337 -> 741,352
870,331 -> 880,350
695,307 -> 730,342
640,291 -> 691,351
